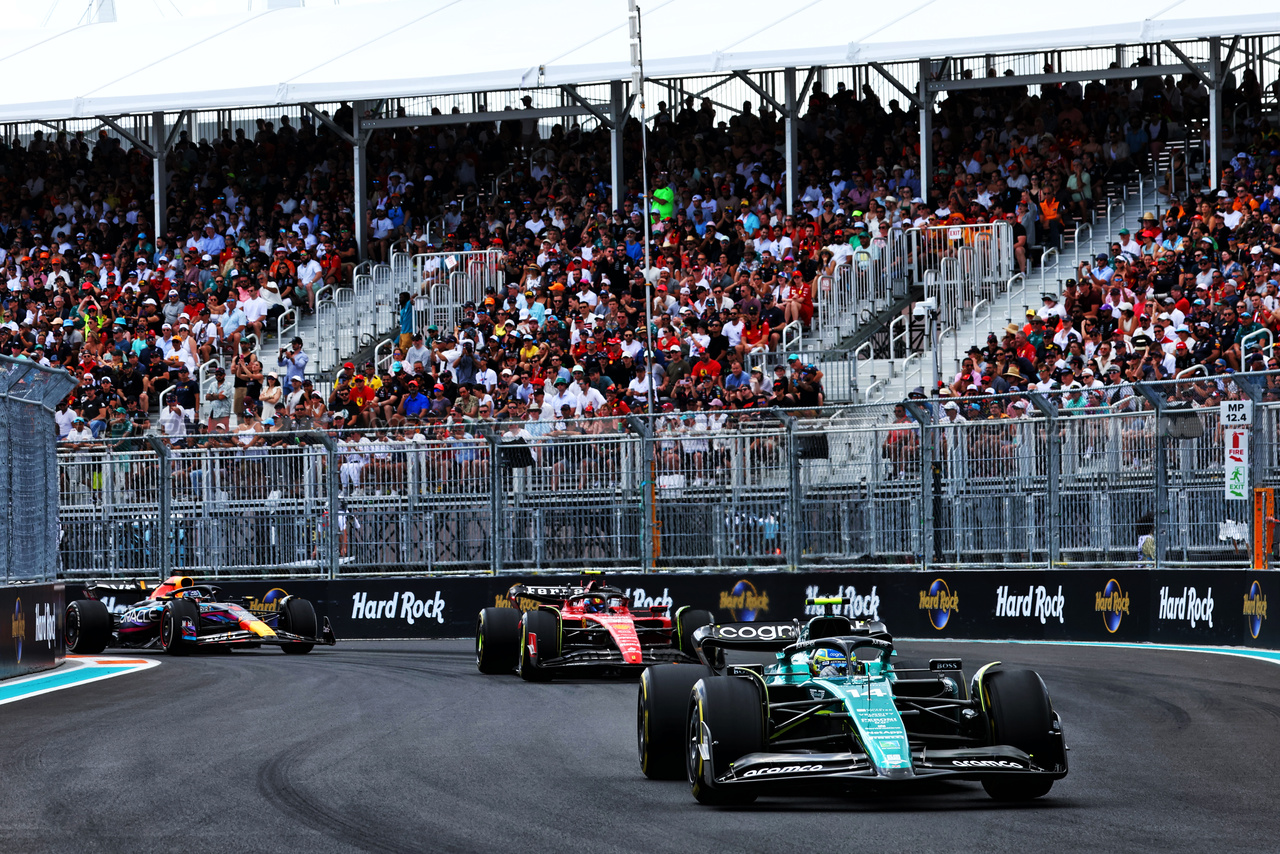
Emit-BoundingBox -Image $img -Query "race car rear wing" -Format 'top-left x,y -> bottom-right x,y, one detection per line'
507,584 -> 588,605
692,622 -> 801,663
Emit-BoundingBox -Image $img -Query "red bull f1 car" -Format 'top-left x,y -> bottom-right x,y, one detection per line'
65,575 -> 336,655
637,597 -> 1068,804
475,581 -> 713,681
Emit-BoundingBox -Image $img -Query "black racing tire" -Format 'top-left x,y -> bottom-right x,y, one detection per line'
687,677 -> 764,805
638,664 -> 707,779
476,607 -> 521,674
518,610 -> 561,682
674,608 -> 715,659
159,599 -> 200,656
981,668 -> 1059,801
65,599 -> 112,654
279,597 -> 318,655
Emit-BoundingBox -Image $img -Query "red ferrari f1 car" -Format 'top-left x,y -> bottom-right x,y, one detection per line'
475,581 -> 712,681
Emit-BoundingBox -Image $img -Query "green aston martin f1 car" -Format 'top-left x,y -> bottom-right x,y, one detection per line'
637,597 -> 1068,805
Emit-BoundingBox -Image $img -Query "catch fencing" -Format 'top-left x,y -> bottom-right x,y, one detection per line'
2,357 -> 77,581
56,376 -> 1279,579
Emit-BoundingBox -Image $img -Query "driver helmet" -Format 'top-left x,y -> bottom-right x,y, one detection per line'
811,648 -> 847,677
583,595 -> 607,614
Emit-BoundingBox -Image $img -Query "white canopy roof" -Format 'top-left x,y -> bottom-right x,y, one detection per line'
1,0 -> 1273,123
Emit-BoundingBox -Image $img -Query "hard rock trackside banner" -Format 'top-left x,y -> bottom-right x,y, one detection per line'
210,569 -> 1275,649
0,583 -> 64,680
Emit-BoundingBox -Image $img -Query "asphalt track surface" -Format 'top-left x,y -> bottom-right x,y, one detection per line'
1,639 -> 1277,854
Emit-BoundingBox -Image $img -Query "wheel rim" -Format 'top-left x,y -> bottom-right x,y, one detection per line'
161,609 -> 174,649
636,688 -> 648,767
66,607 -> 80,649
475,617 -> 484,666
686,706 -> 701,784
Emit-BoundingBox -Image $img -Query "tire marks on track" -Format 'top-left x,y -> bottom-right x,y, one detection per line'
257,731 -> 420,854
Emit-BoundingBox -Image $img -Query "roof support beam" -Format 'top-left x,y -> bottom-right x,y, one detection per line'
796,66 -> 818,112
1231,41 -> 1280,73
925,63 -> 1202,93
1162,41 -> 1212,88
96,114 -> 155,158
1222,35 -> 1241,73
732,70 -> 785,115
869,61 -> 920,110
354,99 -> 367,261
152,111 -> 166,239
692,74 -> 734,98
784,67 -> 797,216
359,105 -> 595,131
610,80 -> 625,213
918,57 -> 934,207
1208,37 -> 1223,190
301,103 -> 355,145
164,110 -> 188,151
560,84 -> 613,128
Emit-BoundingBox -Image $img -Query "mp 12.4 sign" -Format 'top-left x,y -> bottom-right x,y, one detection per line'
1221,400 -> 1253,426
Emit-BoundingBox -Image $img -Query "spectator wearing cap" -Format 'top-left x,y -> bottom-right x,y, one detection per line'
216,293 -> 246,353
65,415 -> 95,445
568,372 -> 606,416
161,287 -> 186,328
159,393 -> 188,441
660,344 -> 690,391
404,333 -> 431,374
269,333 -> 306,383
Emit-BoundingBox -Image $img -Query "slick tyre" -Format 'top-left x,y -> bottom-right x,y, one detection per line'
159,599 -> 200,656
279,597 -> 318,655
981,668 -> 1060,801
674,608 -> 715,659
518,610 -> 560,682
638,664 -> 706,779
476,607 -> 521,674
687,677 -> 764,805
65,599 -> 112,654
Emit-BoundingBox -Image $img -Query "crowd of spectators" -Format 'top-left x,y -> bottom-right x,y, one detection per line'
0,59 -> 1274,453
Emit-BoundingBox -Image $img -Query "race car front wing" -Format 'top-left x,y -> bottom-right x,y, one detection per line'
701,745 -> 1068,791
533,646 -> 696,672
193,616 -> 338,648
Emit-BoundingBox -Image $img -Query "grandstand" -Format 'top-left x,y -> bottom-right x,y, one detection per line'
3,1 -> 1279,572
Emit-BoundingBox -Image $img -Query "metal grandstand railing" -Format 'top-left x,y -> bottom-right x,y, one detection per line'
56,375 -> 1278,579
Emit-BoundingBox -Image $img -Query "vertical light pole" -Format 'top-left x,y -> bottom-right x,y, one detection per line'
630,0 -> 660,570
629,0 -> 655,418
